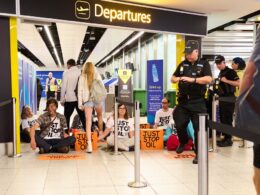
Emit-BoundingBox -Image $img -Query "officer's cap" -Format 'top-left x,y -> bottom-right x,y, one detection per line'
232,57 -> 246,70
184,40 -> 199,54
215,55 -> 225,64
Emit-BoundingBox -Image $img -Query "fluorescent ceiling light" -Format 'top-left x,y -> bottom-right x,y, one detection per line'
89,36 -> 96,40
247,15 -> 260,22
44,25 -> 62,67
44,26 -> 55,47
54,48 -> 62,67
101,55 -> 111,64
97,31 -> 144,67
224,24 -> 253,31
112,48 -> 120,56
125,31 -> 144,46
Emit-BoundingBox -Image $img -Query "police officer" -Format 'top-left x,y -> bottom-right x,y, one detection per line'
215,55 -> 239,147
171,40 -> 212,164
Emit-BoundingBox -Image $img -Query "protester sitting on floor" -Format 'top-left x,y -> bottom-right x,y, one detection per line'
154,97 -> 174,144
20,105 -> 38,143
30,98 -> 76,154
98,103 -> 134,151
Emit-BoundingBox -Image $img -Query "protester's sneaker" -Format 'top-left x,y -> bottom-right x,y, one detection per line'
176,143 -> 186,154
39,147 -> 45,154
217,139 -> 233,147
86,141 -> 92,153
129,146 -> 135,152
192,156 -> 198,164
54,146 -> 70,153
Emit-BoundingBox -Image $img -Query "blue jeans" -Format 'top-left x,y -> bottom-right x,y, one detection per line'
35,132 -> 76,152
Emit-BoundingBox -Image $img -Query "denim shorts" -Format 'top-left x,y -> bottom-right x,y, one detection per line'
83,101 -> 100,108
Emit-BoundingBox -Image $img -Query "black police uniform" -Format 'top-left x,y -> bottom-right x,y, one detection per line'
173,58 -> 212,154
216,66 -> 239,144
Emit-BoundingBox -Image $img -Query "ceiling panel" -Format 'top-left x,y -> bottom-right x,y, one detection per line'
56,23 -> 87,66
87,28 -> 134,64
121,0 -> 259,30
18,22 -> 57,68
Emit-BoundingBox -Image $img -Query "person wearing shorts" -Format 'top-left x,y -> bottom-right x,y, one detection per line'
77,62 -> 104,153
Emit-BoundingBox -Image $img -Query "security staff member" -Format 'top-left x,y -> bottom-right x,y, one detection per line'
171,40 -> 212,164
215,55 -> 239,147
46,72 -> 58,99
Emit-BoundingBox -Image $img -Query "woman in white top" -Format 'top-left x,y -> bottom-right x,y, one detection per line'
20,106 -> 37,143
78,62 -> 104,153
99,103 -> 134,151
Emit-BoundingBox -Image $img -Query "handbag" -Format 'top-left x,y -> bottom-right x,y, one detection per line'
89,78 -> 107,104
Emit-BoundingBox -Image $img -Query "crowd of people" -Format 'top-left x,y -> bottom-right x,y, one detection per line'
19,27 -> 260,195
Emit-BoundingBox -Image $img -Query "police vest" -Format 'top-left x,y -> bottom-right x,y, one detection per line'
178,61 -> 206,97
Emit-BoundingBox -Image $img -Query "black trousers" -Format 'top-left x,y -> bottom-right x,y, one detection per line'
173,98 -> 207,154
254,144 -> 260,169
64,101 -> 86,130
47,91 -> 55,99
219,101 -> 235,140
37,95 -> 41,110
35,132 -> 76,152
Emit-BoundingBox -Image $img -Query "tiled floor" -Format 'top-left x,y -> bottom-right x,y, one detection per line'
2,100 -> 255,195
0,142 -> 256,195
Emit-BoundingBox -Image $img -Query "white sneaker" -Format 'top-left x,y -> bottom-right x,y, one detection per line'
86,141 -> 92,153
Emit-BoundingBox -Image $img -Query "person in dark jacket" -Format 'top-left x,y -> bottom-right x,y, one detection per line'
37,78 -> 43,111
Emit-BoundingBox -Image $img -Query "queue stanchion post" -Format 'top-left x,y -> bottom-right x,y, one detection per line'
10,98 -> 22,158
211,95 -> 218,152
128,101 -> 147,188
198,114 -> 209,195
111,102 -> 121,155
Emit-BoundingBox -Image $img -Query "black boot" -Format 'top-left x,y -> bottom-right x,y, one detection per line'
192,156 -> 198,164
176,143 -> 186,154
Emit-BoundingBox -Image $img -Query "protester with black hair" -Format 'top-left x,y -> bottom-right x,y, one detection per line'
60,59 -> 86,132
30,98 -> 76,154
232,57 -> 246,97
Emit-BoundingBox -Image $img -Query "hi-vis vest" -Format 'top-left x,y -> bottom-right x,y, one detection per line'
46,78 -> 57,92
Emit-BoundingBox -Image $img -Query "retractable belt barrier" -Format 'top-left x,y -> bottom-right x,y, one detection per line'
114,98 -> 147,188
208,120 -> 260,144
0,99 -> 12,108
198,112 -> 260,195
0,98 -> 21,158
216,96 -> 236,103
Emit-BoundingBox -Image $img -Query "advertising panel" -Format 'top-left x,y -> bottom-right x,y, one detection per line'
147,60 -> 163,124
36,71 -> 63,98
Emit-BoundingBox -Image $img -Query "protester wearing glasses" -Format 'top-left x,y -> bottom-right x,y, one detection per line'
154,98 -> 174,144
99,103 -> 134,151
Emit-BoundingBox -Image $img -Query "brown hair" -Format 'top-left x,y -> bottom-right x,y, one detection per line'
118,103 -> 129,120
82,62 -> 95,90
46,98 -> 58,109
21,106 -> 30,120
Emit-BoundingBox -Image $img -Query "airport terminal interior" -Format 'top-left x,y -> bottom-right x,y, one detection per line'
0,0 -> 260,195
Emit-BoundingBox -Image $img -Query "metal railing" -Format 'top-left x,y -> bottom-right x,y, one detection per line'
0,98 -> 21,157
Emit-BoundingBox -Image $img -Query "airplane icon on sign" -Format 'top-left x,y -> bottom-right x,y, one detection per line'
77,6 -> 89,14
75,1 -> 91,20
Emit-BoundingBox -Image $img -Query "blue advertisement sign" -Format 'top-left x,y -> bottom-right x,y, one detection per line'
36,71 -> 63,98
147,60 -> 163,124
18,60 -> 24,113
19,60 -> 37,114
